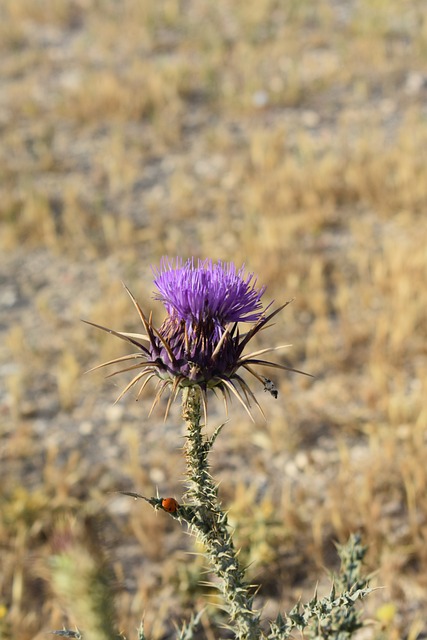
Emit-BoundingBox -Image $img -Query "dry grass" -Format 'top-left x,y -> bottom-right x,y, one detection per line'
1,0 -> 427,638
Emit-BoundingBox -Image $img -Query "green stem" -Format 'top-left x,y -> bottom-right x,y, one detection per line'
182,387 -> 262,640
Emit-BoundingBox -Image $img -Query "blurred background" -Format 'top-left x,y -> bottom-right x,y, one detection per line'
0,1 -> 426,638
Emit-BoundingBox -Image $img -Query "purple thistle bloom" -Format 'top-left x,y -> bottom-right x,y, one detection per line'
85,258 -> 309,422
152,258 -> 267,339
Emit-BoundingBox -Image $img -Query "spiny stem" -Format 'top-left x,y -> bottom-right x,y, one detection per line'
182,387 -> 262,640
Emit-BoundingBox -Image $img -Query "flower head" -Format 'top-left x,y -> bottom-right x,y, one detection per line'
153,258 -> 266,337
85,258 -> 308,421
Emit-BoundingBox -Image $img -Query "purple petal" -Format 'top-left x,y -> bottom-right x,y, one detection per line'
152,258 -> 266,328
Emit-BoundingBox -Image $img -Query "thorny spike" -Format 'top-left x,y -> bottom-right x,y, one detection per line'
234,374 -> 266,419
136,373 -> 157,399
229,321 -> 239,338
118,331 -> 150,341
211,324 -> 232,361
123,283 -> 156,342
221,379 -> 255,422
184,323 -> 190,355
124,284 -> 179,368
221,384 -> 232,414
118,491 -> 148,501
240,344 -> 292,360
214,385 -> 229,417
242,358 -> 313,377
148,379 -> 170,417
85,352 -> 146,374
164,376 -> 182,421
237,301 -> 293,355
241,363 -> 266,385
124,284 -> 177,367
222,389 -> 229,417
232,373 -> 252,407
82,319 -> 150,353
114,371 -> 148,404
104,362 -> 153,379
151,325 -> 178,365
200,388 -> 208,427
208,422 -> 227,449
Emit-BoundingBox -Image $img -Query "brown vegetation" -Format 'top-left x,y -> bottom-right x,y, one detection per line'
1,1 -> 426,638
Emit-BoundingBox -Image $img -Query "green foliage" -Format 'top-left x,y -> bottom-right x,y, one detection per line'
265,534 -> 370,640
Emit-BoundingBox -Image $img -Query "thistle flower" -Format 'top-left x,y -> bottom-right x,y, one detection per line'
85,258 -> 308,422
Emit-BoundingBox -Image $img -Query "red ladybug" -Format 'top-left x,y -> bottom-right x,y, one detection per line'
162,497 -> 179,513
